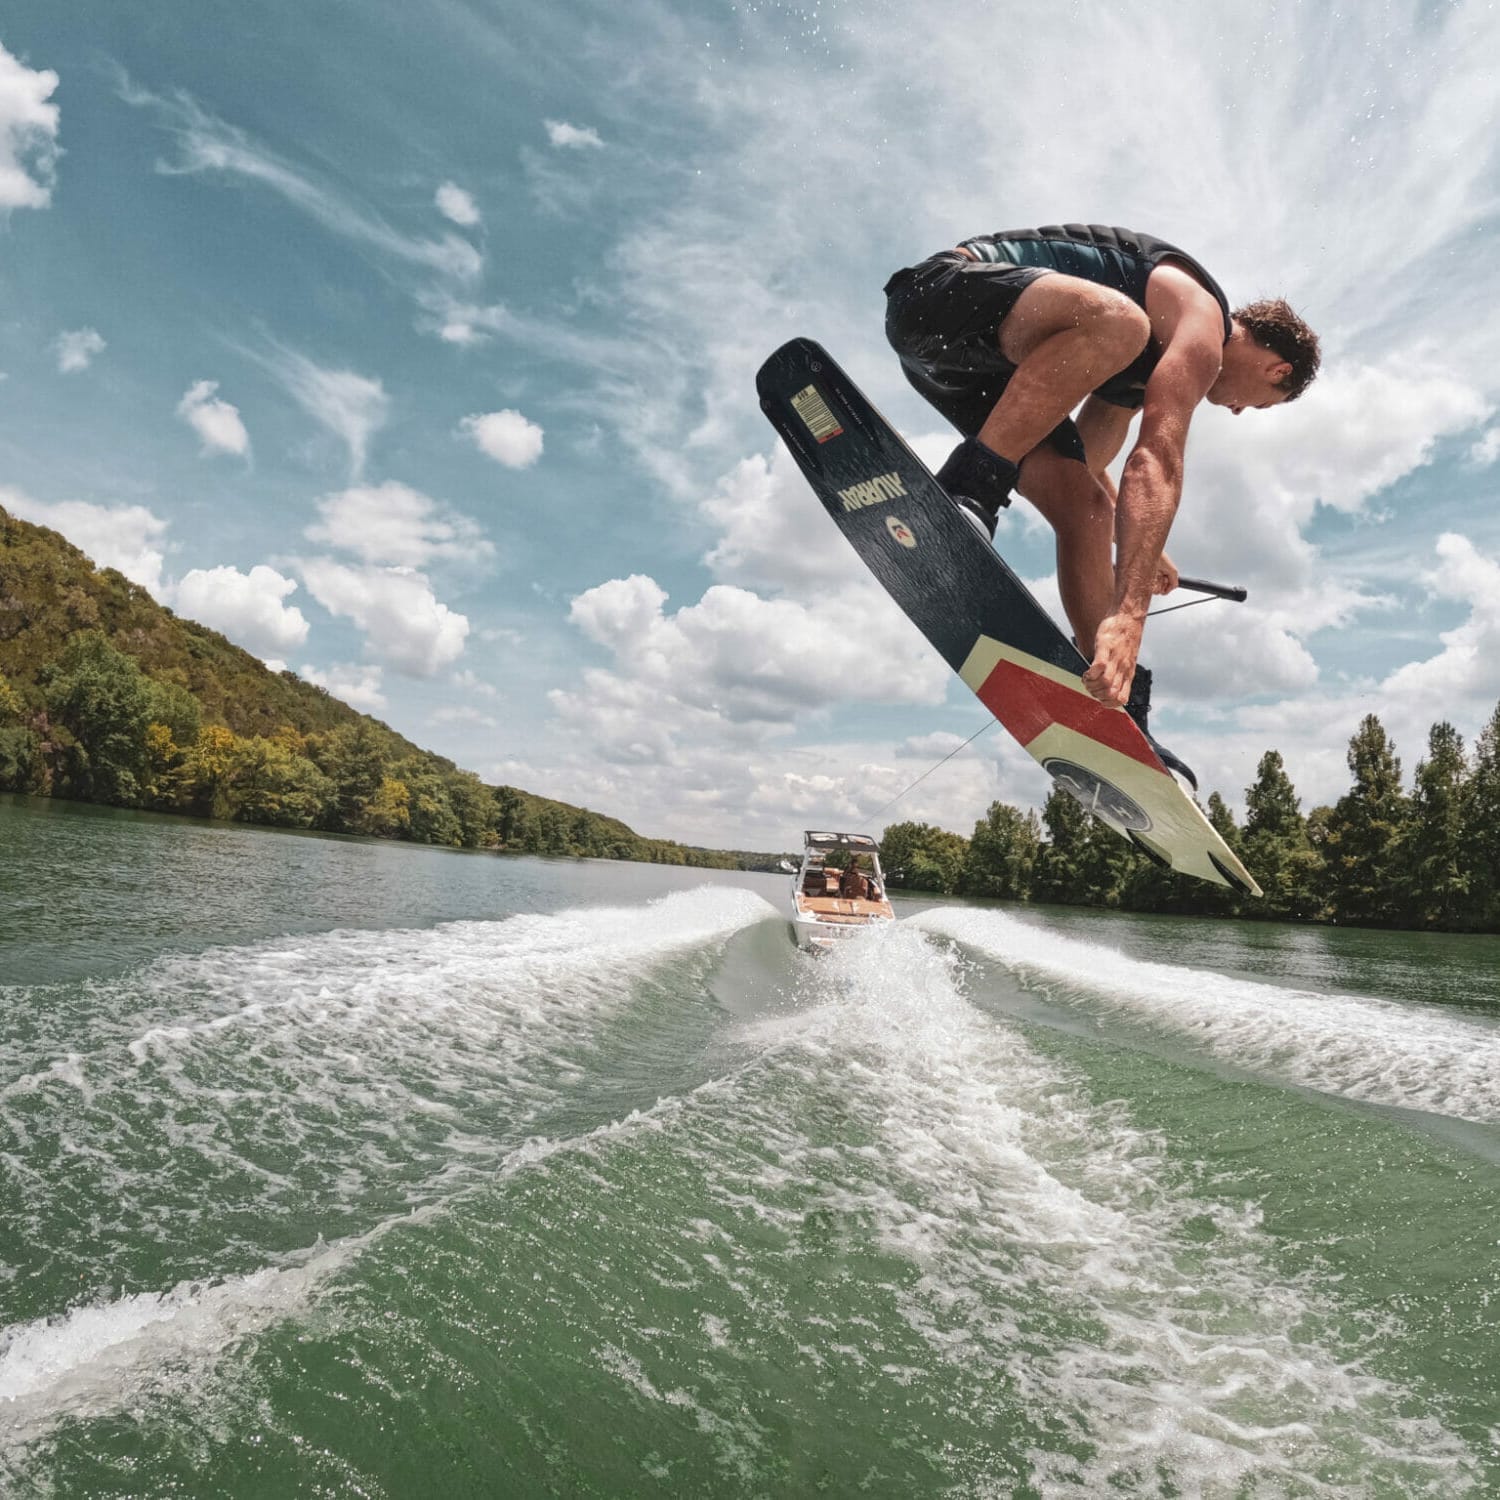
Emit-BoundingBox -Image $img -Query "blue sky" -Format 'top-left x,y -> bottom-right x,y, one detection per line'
2,0 -> 1499,849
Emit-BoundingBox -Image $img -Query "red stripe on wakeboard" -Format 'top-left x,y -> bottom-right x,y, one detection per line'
975,659 -> 1164,771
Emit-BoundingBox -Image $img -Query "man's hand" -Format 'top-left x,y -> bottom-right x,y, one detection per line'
1082,612 -> 1145,706
1154,553 -> 1179,595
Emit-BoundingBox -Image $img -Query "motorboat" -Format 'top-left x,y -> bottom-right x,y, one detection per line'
784,830 -> 896,950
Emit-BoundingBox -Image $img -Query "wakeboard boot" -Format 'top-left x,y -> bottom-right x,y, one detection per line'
1125,665 -> 1198,791
935,437 -> 1019,541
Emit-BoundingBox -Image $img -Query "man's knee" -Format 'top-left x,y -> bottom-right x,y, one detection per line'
1001,276 -> 1150,372
1078,289 -> 1150,369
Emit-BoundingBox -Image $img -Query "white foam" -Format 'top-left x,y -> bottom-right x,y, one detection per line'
911,907 -> 1500,1124
0,885 -> 778,1451
647,926 -> 1480,1493
0,1240 -> 352,1445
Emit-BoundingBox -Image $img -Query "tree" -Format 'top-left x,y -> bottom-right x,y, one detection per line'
40,631 -> 151,805
961,801 -> 1039,900
1240,750 -> 1317,919
1399,722 -> 1468,928
494,785 -> 540,850
1034,788 -> 1091,904
184,724 -> 240,818
0,669 -> 39,792
444,771 -> 497,848
1322,715 -> 1410,926
228,735 -> 332,827
878,820 -> 969,894
312,721 -> 389,832
360,776 -> 412,838
144,678 -> 202,750
1461,702 -> 1500,928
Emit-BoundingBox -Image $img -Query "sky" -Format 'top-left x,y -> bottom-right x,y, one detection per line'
2,0 -> 1499,851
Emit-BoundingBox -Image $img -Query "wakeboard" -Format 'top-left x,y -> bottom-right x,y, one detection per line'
755,337 -> 1260,896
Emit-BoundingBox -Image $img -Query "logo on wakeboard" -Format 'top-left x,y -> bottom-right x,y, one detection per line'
886,515 -> 917,548
838,471 -> 908,512
1042,758 -> 1152,831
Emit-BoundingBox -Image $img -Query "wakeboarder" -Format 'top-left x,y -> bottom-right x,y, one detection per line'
884,223 -> 1319,785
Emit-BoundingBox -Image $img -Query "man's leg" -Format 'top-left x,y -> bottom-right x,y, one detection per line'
1014,447 -> 1115,655
980,276 -> 1150,466
935,274 -> 1151,528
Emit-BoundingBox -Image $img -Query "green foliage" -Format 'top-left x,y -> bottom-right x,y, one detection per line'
879,820 -> 968,894
1461,704 -> 1500,928
961,801 -> 1040,899
1031,788 -> 1130,906
0,669 -> 39,791
145,678 -> 203,749
1400,722 -> 1468,928
1322,715 -> 1410,926
1240,751 -> 1319,920
226,735 -> 334,828
40,631 -> 152,806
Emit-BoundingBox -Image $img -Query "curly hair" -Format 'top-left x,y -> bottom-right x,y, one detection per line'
1231,298 -> 1321,400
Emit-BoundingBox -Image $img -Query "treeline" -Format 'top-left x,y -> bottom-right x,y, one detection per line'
0,504 -> 770,867
883,710 -> 1500,932
0,632 -> 743,865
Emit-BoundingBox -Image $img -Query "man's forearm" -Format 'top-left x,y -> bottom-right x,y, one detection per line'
1113,446 -> 1182,616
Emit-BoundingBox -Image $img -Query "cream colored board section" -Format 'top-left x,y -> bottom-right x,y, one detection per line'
957,636 -> 1260,895
1023,722 -> 1258,893
958,636 -> 1082,696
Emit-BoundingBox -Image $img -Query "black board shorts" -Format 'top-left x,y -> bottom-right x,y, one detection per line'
884,253 -> 1088,464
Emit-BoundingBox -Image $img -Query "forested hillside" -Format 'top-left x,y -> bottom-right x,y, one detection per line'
0,504 -> 768,868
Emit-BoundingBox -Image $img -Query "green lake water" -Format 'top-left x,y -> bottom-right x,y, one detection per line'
2,793 -> 1498,1497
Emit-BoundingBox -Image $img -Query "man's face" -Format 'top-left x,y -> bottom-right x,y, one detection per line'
1207,339 -> 1295,416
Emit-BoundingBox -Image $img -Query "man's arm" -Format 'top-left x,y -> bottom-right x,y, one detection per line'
1081,307 -> 1223,706
1074,397 -> 1179,595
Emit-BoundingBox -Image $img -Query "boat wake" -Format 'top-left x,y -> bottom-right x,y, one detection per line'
911,906 -> 1500,1124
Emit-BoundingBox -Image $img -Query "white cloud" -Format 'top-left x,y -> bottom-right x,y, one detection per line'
298,558 -> 469,676
451,668 -> 499,698
172,564 -> 308,658
54,328 -> 105,373
561,572 -> 947,739
0,485 -> 168,598
544,120 -> 603,149
306,481 -> 493,568
435,181 -> 480,227
700,448 -> 868,594
122,81 -> 482,284
1379,533 -> 1500,715
461,409 -> 544,468
256,347 -> 389,477
1469,428 -> 1500,468
299,662 -> 387,712
416,292 -> 512,346
0,41 -> 59,210
432,704 -> 498,728
176,380 -> 251,458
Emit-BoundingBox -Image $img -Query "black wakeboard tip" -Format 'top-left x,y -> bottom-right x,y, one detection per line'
1208,851 -> 1257,896
1127,831 -> 1173,870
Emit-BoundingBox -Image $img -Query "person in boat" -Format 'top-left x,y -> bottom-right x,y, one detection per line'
884,224 -> 1320,787
839,861 -> 869,900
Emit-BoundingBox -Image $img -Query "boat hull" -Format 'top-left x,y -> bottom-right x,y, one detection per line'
790,895 -> 895,950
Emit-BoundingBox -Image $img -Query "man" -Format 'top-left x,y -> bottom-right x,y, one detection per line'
884,223 -> 1319,786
